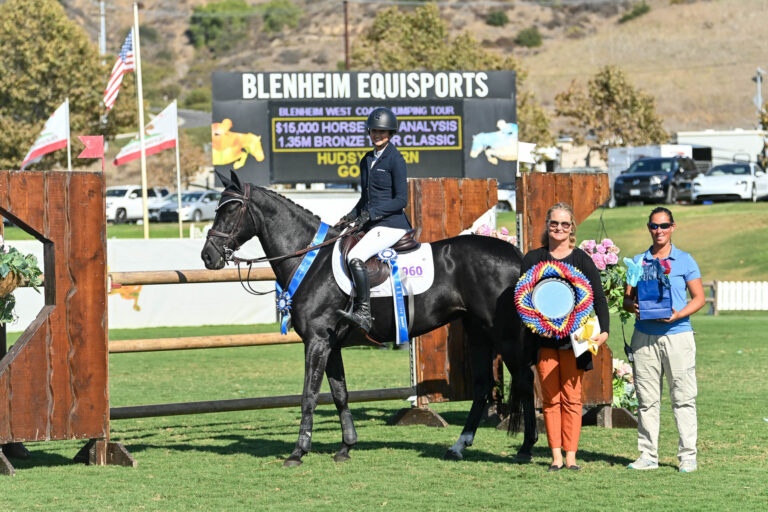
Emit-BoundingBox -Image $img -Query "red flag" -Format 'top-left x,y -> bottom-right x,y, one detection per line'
77,136 -> 104,159
77,135 -> 105,171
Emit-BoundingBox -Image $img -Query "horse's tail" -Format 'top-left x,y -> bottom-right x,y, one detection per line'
506,364 -> 525,435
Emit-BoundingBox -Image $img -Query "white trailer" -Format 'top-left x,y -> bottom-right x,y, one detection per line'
676,129 -> 767,167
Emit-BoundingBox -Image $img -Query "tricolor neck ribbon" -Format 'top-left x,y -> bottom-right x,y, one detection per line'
378,248 -> 409,345
276,222 -> 330,335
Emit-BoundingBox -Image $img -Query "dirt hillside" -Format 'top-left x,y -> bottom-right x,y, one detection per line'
63,0 -> 768,183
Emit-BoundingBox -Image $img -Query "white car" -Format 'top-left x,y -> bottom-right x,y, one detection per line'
691,162 -> 768,203
157,190 -> 221,222
106,185 -> 170,223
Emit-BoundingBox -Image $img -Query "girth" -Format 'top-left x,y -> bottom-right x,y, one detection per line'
340,229 -> 420,288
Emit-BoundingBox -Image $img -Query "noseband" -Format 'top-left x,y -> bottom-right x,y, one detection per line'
206,183 -> 258,261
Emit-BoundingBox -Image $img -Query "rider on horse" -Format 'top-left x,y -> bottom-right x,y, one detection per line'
336,107 -> 412,332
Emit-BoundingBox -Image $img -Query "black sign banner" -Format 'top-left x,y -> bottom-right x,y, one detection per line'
212,71 -> 516,185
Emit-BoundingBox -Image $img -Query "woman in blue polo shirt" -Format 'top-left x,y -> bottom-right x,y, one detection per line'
622,207 -> 706,473
336,107 -> 412,333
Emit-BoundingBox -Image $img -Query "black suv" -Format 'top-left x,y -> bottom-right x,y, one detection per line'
613,156 -> 700,206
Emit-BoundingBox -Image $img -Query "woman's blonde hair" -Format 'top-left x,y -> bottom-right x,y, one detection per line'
540,202 -> 576,248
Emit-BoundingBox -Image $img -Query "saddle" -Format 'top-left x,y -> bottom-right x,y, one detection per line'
340,229 -> 421,288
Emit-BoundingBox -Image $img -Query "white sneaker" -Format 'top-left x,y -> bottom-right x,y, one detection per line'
627,457 -> 658,470
679,459 -> 697,473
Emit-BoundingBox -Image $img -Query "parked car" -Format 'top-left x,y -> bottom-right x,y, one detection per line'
612,156 -> 700,206
157,190 -> 221,222
497,185 -> 516,211
691,162 -> 768,203
106,185 -> 170,223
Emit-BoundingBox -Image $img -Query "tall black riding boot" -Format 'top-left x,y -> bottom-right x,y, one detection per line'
337,258 -> 372,332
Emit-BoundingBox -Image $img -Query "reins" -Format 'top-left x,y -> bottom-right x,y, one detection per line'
205,184 -> 360,295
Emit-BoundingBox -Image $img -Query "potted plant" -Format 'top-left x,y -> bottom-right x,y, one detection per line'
0,235 -> 43,325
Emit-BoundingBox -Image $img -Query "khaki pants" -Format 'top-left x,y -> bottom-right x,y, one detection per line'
631,330 -> 698,463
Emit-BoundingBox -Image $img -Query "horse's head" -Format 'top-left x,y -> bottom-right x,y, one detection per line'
201,170 -> 259,270
469,133 -> 485,158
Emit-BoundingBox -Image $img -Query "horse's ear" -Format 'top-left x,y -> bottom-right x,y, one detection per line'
230,169 -> 243,191
215,170 -> 232,189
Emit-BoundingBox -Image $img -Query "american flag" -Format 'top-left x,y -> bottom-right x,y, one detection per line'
103,29 -> 135,112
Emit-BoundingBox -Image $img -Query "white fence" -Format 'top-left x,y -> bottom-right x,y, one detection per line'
716,281 -> 768,311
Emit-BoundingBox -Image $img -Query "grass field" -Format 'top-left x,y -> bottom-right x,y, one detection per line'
2,201 -> 767,509
2,313 -> 767,511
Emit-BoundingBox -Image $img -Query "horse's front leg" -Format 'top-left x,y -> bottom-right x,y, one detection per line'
325,346 -> 357,462
284,340 -> 331,467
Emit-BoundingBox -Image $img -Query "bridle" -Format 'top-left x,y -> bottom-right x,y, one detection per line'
204,184 -> 360,294
206,183 -> 259,262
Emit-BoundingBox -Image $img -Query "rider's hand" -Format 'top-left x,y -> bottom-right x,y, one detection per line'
335,210 -> 357,227
355,210 -> 371,227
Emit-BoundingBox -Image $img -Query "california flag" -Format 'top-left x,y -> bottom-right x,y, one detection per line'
114,101 -> 178,166
21,100 -> 70,170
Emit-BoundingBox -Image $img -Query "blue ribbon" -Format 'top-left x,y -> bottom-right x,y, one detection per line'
275,222 -> 329,334
378,248 -> 409,345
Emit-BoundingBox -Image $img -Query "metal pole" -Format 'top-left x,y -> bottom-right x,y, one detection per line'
133,3 -> 150,239
99,0 -> 107,64
173,100 -> 183,238
344,0 -> 350,71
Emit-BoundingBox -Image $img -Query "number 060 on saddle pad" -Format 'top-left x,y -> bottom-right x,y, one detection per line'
331,238 -> 435,298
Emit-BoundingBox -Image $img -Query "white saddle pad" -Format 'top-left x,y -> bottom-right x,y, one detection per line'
332,239 -> 435,298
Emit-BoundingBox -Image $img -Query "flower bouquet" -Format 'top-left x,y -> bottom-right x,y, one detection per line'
0,236 -> 43,324
612,357 -> 638,414
579,238 -> 632,323
475,224 -> 517,245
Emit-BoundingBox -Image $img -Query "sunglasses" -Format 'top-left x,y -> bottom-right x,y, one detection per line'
548,220 -> 572,229
648,222 -> 673,230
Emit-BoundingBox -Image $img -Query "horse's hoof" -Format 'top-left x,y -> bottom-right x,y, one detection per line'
442,449 -> 463,461
283,457 -> 303,468
333,452 -> 351,463
514,452 -> 533,463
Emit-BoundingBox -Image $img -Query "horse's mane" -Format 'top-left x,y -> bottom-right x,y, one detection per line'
254,185 -> 321,223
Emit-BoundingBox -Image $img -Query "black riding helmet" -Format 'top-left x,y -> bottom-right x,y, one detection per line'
366,107 -> 398,133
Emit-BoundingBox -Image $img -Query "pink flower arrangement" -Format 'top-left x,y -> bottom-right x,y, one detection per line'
579,238 -> 621,269
474,224 -> 517,245
579,238 -> 632,324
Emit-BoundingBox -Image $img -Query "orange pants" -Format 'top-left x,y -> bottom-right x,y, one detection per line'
536,347 -> 584,452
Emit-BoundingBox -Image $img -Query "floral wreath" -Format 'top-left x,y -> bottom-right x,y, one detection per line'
515,260 -> 594,338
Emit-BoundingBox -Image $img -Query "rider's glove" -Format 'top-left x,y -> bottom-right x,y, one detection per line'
354,210 -> 371,227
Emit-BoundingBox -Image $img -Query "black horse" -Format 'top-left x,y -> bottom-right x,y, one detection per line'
201,171 -> 537,467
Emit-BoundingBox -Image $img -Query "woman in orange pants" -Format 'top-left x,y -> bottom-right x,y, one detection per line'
520,203 -> 610,471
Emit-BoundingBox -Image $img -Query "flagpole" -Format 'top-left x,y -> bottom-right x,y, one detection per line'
133,3 -> 150,239
173,100 -> 183,239
66,97 -> 72,172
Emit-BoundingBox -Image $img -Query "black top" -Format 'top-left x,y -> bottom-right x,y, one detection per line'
520,246 -> 611,371
352,143 -> 412,231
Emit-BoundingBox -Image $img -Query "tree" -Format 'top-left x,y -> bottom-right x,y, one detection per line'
0,0 -> 136,170
555,65 -> 668,161
189,0 -> 256,54
350,4 -> 553,147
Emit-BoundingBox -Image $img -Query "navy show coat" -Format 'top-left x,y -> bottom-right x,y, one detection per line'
351,143 -> 412,231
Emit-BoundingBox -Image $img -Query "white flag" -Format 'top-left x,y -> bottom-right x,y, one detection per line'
21,100 -> 70,170
114,101 -> 178,166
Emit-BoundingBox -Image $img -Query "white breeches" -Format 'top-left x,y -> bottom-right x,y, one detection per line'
347,226 -> 408,263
